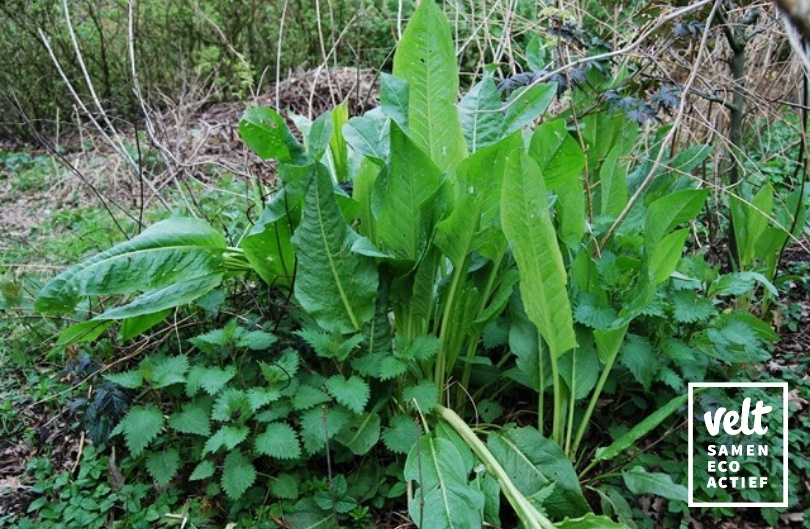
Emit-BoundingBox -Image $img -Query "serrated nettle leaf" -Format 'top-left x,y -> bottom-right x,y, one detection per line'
36,218 -> 227,315
528,119 -> 584,190
377,123 -> 444,261
402,380 -> 439,412
380,73 -> 409,133
618,334 -> 657,391
169,403 -> 211,436
148,355 -> 189,388
292,164 -> 378,333
239,106 -> 305,162
383,414 -> 422,454
255,422 -> 302,460
325,375 -> 369,414
186,365 -> 236,397
211,388 -> 252,422
335,412 -> 381,455
671,290 -> 716,323
117,404 -> 164,457
392,0 -> 467,171
221,450 -> 257,501
299,405 -> 350,453
236,329 -> 277,350
293,384 -> 331,410
487,426 -> 589,518
621,466 -> 687,502
458,75 -> 505,152
503,83 -> 556,135
189,460 -> 215,481
105,370 -> 143,390
145,449 -> 180,488
271,473 -> 300,499
204,425 -> 250,455
501,151 -> 576,358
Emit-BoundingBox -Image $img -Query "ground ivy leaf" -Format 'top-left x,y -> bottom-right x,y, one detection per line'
255,422 -> 302,460
221,450 -> 257,501
325,375 -> 369,414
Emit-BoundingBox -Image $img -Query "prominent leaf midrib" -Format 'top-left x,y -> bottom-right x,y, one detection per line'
510,187 -> 560,348
313,176 -> 360,330
498,434 -> 550,488
428,437 -> 458,529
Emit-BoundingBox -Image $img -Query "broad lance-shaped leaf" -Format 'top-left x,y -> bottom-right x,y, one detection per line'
458,75 -> 504,152
501,151 -> 576,358
404,436 -> 484,529
35,218 -> 227,314
393,0 -> 467,172
239,106 -> 306,163
291,164 -> 378,333
644,188 -> 709,251
377,123 -> 444,261
486,426 -> 589,518
240,186 -> 297,287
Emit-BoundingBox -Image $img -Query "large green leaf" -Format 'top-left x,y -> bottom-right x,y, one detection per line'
554,513 -> 630,528
594,393 -> 687,463
503,83 -> 556,135
487,426 -> 589,518
239,106 -> 305,162
644,189 -> 709,251
291,164 -> 378,333
36,218 -> 227,315
240,187 -> 297,287
501,151 -> 576,358
528,119 -> 584,190
393,0 -> 467,171
404,435 -> 484,529
458,75 -> 504,152
377,123 -> 444,261
622,466 -> 687,502
380,73 -> 409,133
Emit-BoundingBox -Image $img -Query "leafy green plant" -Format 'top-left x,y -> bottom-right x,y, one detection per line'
34,1 -> 780,527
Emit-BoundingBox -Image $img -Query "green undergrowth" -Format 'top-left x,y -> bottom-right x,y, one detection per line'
2,2 -> 810,529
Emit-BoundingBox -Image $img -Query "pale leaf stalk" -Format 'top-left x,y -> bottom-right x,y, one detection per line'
434,404 -> 556,529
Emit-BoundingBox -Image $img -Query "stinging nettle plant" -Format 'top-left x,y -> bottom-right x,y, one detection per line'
34,1 -> 776,527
